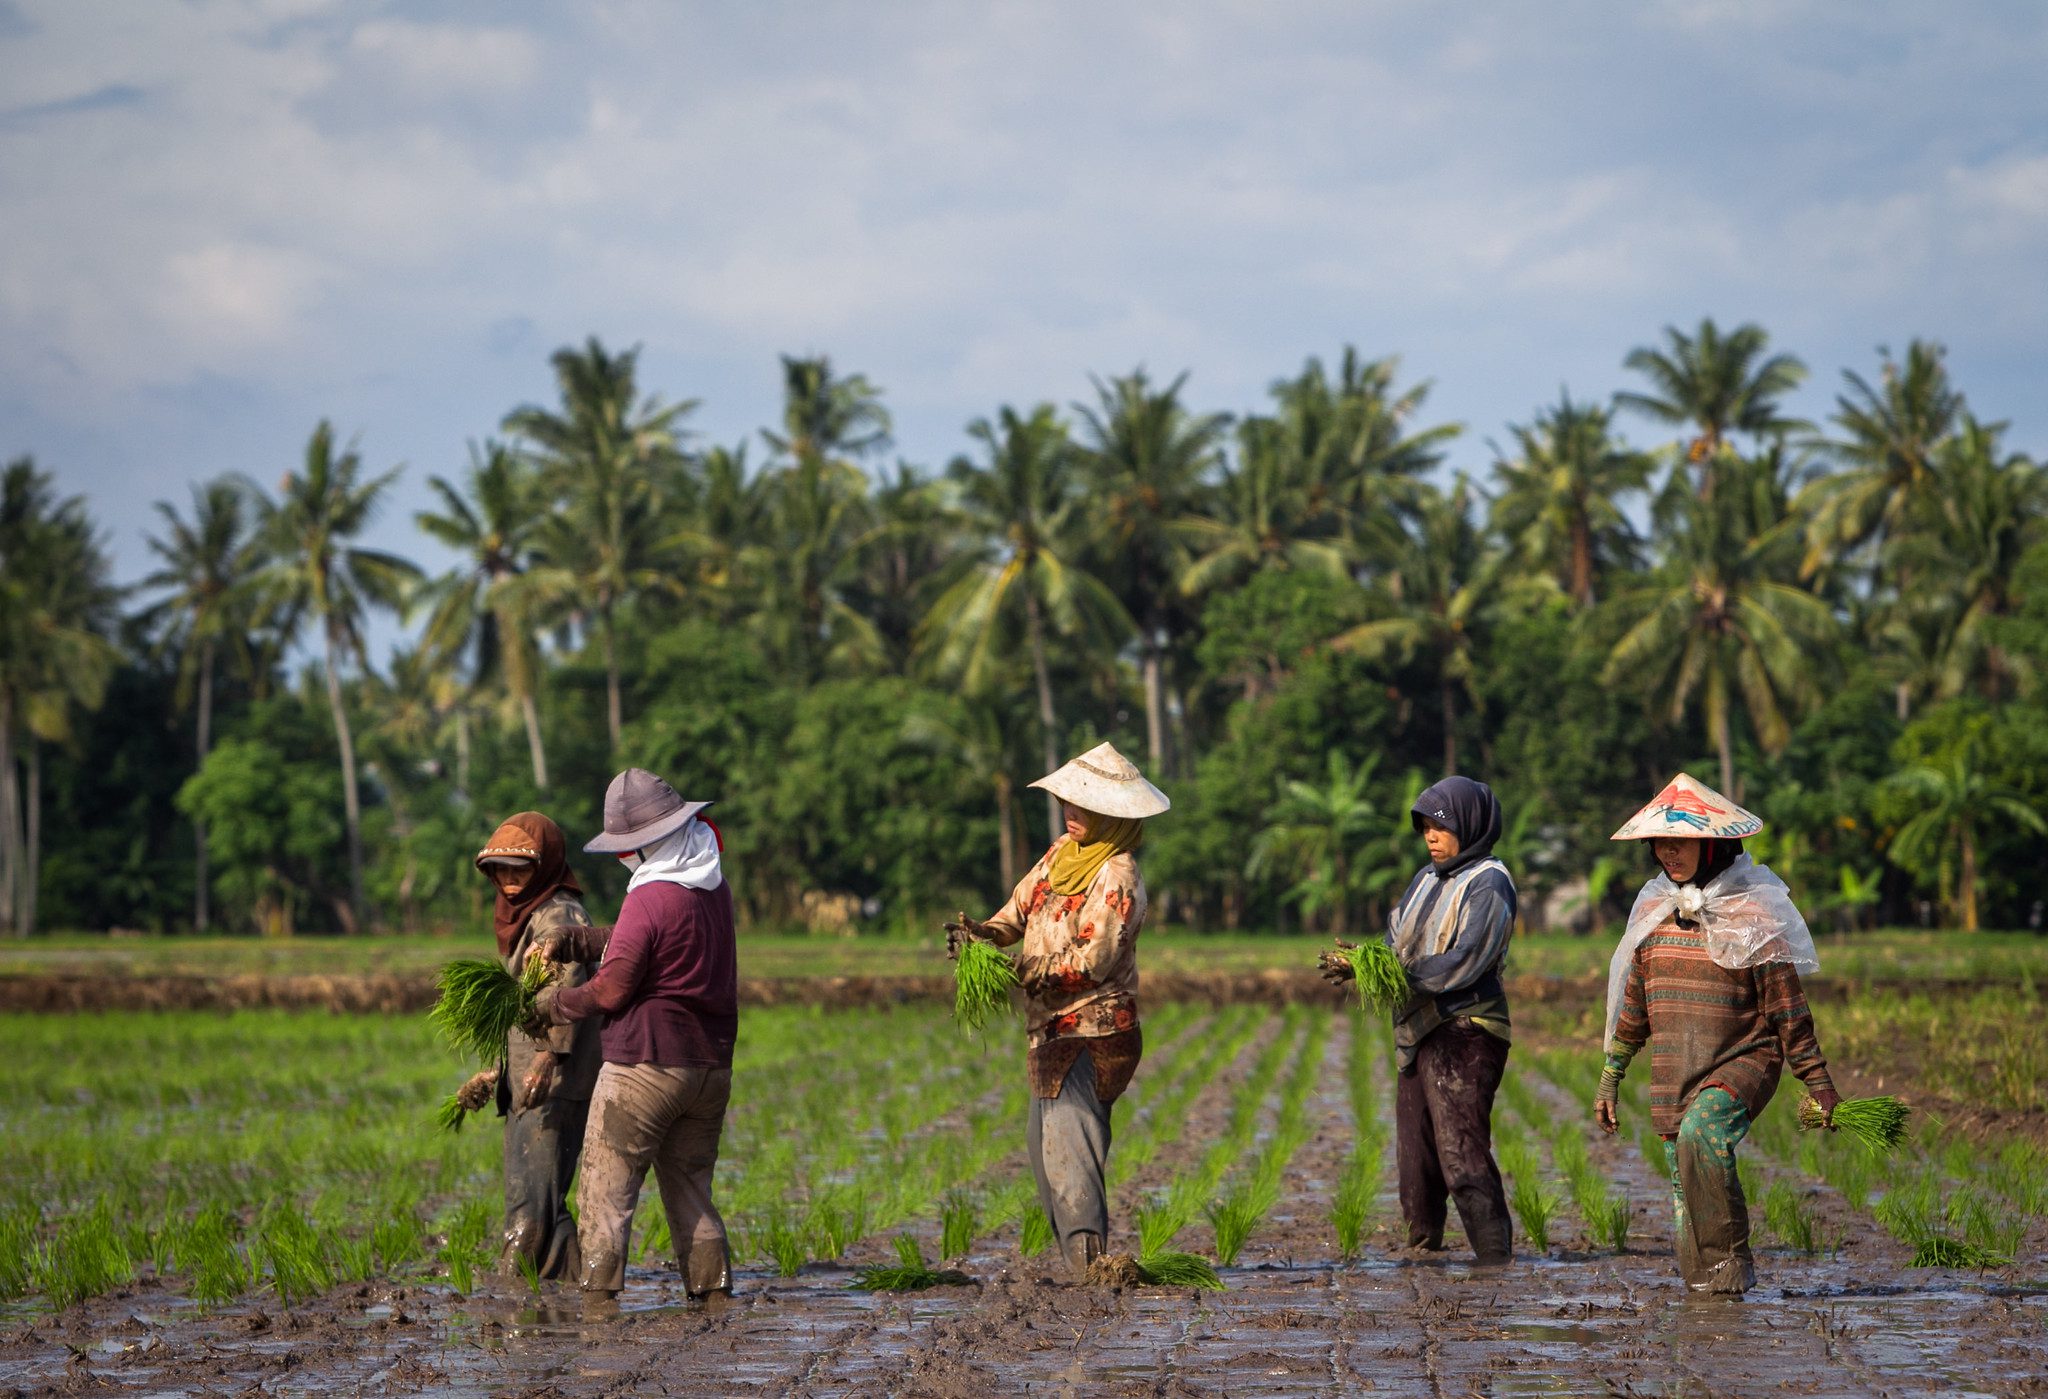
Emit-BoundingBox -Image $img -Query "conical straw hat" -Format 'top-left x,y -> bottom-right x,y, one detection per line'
1028,742 -> 1170,820
1610,772 -> 1762,841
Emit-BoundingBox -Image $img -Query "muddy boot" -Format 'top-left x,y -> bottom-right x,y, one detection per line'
1465,1208 -> 1512,1268
580,1288 -> 620,1323
1060,1230 -> 1103,1278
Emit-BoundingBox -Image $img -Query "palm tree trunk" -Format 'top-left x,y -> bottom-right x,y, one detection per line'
454,709 -> 471,796
195,639 -> 214,934
324,638 -> 366,932
1022,586 -> 1062,843
1716,706 -> 1736,798
0,687 -> 16,937
601,602 -> 622,751
23,740 -> 39,938
1142,630 -> 1167,774
1330,847 -> 1349,940
995,772 -> 1017,893
1960,825 -> 1979,933
1570,514 -> 1595,607
1440,676 -> 1458,776
521,691 -> 549,790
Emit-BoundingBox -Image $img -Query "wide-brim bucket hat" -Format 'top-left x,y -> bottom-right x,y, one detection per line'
583,768 -> 714,854
1028,742 -> 1170,820
1610,772 -> 1762,841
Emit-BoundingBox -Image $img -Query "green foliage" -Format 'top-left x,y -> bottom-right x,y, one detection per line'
952,939 -> 1019,1032
430,956 -> 550,1064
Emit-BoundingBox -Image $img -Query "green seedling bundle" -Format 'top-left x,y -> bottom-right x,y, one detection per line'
1133,1249 -> 1225,1290
850,1234 -> 971,1291
430,956 -> 554,1064
1797,1094 -> 1910,1153
1342,940 -> 1411,1012
951,938 -> 1019,1031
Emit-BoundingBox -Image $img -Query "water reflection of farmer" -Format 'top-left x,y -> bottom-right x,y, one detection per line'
451,812 -> 601,1280
1321,776 -> 1517,1265
1597,773 -> 1838,1295
945,742 -> 1168,1278
526,769 -> 739,1314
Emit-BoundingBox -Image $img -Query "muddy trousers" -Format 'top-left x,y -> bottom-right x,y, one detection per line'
1028,1047 -> 1111,1271
500,1092 -> 589,1281
1395,1019 -> 1513,1263
575,1061 -> 733,1297
1660,1086 -> 1755,1294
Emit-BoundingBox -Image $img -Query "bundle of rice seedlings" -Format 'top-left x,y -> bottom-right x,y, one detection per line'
952,939 -> 1019,1032
1134,1250 -> 1225,1291
1796,1094 -> 1910,1154
849,1235 -> 972,1291
1909,1236 -> 2013,1270
429,956 -> 553,1063
434,1093 -> 469,1134
1342,941 -> 1411,1012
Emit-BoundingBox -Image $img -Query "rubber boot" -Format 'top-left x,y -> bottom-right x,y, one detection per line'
1464,1206 -> 1513,1267
1061,1230 -> 1103,1278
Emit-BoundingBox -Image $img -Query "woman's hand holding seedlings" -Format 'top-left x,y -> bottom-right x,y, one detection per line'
1594,1098 -> 1619,1135
1317,938 -> 1358,985
456,1068 -> 499,1112
519,984 -> 563,1038
519,1050 -> 556,1109
1809,1085 -> 1840,1128
943,913 -> 987,961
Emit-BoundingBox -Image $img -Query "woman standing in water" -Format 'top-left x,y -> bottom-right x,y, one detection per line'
1597,773 -> 1839,1295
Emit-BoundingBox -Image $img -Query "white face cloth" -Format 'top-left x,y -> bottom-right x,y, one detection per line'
1603,853 -> 1819,1047
625,817 -> 723,893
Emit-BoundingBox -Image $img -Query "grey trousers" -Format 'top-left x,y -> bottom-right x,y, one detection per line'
575,1061 -> 733,1296
1028,1047 -> 1112,1267
500,1091 -> 589,1280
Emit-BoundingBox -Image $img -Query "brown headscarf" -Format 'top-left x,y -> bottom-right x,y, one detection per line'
475,812 -> 583,957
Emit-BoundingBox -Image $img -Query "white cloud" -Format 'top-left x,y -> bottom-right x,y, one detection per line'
348,19 -> 540,93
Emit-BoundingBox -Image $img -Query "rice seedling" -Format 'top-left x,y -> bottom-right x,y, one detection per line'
1207,1177 -> 1280,1266
434,1092 -> 470,1133
1989,1140 -> 2048,1217
940,1190 -> 977,1259
1909,1236 -> 2013,1269
1587,1194 -> 1631,1253
1510,1175 -> 1560,1252
1019,1205 -> 1054,1257
1761,1182 -> 1828,1256
256,1202 -> 331,1307
805,1187 -> 869,1260
849,1234 -> 971,1291
372,1213 -> 426,1272
515,1249 -> 542,1294
1797,1094 -> 1910,1154
436,1198 -> 494,1297
1947,1188 -> 2026,1258
0,1201 -> 39,1301
1342,940 -> 1412,1012
1133,1250 -> 1225,1291
753,1207 -> 808,1277
429,956 -> 553,1064
31,1204 -> 133,1310
182,1205 -> 250,1309
951,939 -> 1019,1032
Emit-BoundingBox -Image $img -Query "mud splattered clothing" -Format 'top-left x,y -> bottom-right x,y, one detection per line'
1658,1087 -> 1756,1293
1395,1018 -> 1513,1263
495,891 -> 600,1280
575,1062 -> 732,1296
553,880 -> 739,1069
1027,1027 -> 1143,1102
1385,858 -> 1517,1074
1605,918 -> 1836,1136
979,839 -> 1146,1050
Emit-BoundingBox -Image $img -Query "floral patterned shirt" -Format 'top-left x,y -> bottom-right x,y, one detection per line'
980,837 -> 1146,1048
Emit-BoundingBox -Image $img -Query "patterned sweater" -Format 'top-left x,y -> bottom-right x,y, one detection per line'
1607,918 -> 1835,1135
979,837 -> 1146,1049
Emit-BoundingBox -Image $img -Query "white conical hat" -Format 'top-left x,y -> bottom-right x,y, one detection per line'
1029,742 -> 1170,820
1610,772 -> 1763,841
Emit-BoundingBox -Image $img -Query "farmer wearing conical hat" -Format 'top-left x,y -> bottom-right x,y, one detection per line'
1597,773 -> 1839,1295
525,768 -> 739,1314
1319,776 -> 1518,1265
449,812 -> 602,1281
945,741 -> 1167,1278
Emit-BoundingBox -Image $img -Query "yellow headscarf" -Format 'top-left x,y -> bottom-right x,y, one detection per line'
1046,810 -> 1145,896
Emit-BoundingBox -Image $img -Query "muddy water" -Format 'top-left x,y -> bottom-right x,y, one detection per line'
5,1254 -> 2042,1397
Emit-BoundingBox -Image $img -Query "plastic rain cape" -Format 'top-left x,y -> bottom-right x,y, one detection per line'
1603,854 -> 1819,1047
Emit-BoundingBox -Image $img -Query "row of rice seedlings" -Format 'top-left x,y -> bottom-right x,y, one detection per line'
1330,1016 -> 1391,1261
1108,1007 -> 1263,1185
1493,1119 -> 1561,1252
1207,1010 -> 1332,1264
1759,1180 -> 1832,1256
849,1234 -> 971,1291
1134,1010 -> 1306,1258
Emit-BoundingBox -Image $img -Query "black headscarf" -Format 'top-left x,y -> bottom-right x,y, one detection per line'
1410,776 -> 1504,880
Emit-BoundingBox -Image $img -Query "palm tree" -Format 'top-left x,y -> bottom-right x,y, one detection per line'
1332,479 -> 1500,777
1247,750 -> 1382,937
253,423 -> 419,930
415,441 -> 553,788
1617,319 -> 1808,494
0,459 -> 121,936
900,687 -> 1037,889
1178,415 -> 1353,599
1268,349 -> 1459,549
1880,419 -> 2046,704
1489,392 -> 1654,607
1598,450 -> 1837,795
921,405 -> 1134,840
1075,369 -> 1230,773
502,338 -> 696,749
762,354 -> 892,465
140,478 -> 265,931
1888,747 -> 2045,931
1800,340 -> 1962,573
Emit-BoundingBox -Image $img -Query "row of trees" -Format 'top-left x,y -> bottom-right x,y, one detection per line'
4,321 -> 2046,938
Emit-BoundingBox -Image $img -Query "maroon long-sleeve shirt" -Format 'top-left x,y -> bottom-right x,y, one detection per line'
554,880 -> 739,1069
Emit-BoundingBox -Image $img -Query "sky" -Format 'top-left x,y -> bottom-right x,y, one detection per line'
3,1 -> 2046,604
